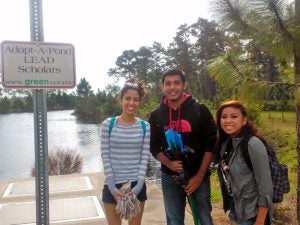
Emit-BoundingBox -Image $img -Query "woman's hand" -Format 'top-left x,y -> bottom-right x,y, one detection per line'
113,191 -> 124,201
221,160 -> 229,173
125,191 -> 134,196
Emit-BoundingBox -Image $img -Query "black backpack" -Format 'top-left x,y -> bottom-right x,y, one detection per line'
241,137 -> 290,203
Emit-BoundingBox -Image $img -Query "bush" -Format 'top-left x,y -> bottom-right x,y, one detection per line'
31,148 -> 83,176
246,104 -> 262,124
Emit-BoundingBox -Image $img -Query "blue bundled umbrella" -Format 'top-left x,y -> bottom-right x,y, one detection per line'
164,129 -> 200,225
165,129 -> 184,153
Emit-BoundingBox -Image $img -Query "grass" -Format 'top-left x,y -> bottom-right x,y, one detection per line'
259,111 -> 297,197
210,110 -> 297,202
210,169 -> 223,202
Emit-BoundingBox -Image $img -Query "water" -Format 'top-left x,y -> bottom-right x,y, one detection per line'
0,110 -> 100,179
0,110 -> 161,180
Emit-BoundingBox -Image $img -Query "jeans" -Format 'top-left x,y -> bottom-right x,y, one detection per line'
228,198 -> 253,225
161,172 -> 213,225
228,198 -> 271,225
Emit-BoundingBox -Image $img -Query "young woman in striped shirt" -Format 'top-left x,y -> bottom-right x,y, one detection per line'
101,82 -> 150,225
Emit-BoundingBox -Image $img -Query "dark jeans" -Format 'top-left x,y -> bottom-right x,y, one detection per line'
229,197 -> 271,225
161,173 -> 213,225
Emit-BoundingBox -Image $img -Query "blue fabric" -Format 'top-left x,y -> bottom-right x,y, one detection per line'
229,198 -> 253,225
109,116 -> 146,138
165,129 -> 184,153
161,173 -> 213,225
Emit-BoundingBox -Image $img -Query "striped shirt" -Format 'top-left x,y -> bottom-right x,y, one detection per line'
100,116 -> 150,195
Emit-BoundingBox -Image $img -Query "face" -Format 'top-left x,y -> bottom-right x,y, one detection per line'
220,106 -> 247,138
162,74 -> 187,102
121,89 -> 140,116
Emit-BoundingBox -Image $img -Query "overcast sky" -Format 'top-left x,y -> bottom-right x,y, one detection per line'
0,0 -> 212,91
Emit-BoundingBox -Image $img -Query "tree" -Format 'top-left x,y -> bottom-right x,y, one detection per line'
208,0 -> 300,221
11,98 -> 25,112
75,95 -> 98,122
167,24 -> 199,96
0,96 -> 11,113
149,42 -> 168,96
104,84 -> 120,98
165,19 -> 227,100
107,50 -> 137,81
47,90 -> 75,110
190,18 -> 226,100
76,78 -> 93,97
107,44 -> 168,99
24,91 -> 33,112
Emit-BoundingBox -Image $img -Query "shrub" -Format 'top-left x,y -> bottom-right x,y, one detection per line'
246,104 -> 262,124
31,148 -> 83,176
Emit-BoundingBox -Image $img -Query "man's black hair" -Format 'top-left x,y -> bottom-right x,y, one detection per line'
162,69 -> 186,83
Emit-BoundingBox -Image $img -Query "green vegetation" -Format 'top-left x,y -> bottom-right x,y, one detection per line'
210,111 -> 297,203
74,78 -> 121,123
210,170 -> 223,203
260,111 -> 297,197
0,89 -> 76,113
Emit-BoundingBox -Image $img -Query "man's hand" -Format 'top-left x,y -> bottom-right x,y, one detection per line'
184,175 -> 202,196
156,152 -> 183,173
166,160 -> 183,173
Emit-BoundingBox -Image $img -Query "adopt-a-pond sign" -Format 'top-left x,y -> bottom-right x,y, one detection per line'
1,41 -> 76,89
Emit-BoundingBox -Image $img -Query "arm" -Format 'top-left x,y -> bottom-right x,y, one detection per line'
131,122 -> 151,195
100,118 -> 119,195
254,207 -> 269,225
248,137 -> 273,222
148,110 -> 163,158
185,103 -> 217,195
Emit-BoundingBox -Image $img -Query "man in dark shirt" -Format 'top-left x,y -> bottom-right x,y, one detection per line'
149,68 -> 217,225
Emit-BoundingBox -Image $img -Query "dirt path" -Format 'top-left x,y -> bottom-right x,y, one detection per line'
211,196 -> 298,225
211,202 -> 229,224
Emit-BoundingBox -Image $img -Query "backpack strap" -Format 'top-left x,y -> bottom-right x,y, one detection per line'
240,136 -> 253,171
108,117 -> 116,136
241,136 -> 269,171
109,116 -> 146,138
140,119 -> 146,138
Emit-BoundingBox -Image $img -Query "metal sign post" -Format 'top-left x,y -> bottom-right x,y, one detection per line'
0,1 -> 75,224
29,0 -> 49,224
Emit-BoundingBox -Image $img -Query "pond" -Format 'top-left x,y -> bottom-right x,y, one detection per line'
0,110 -> 160,180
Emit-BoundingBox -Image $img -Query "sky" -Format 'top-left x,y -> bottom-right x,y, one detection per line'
0,0 -> 212,91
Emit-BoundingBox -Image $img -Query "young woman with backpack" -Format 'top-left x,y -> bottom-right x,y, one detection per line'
100,82 -> 150,225
215,100 -> 273,225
